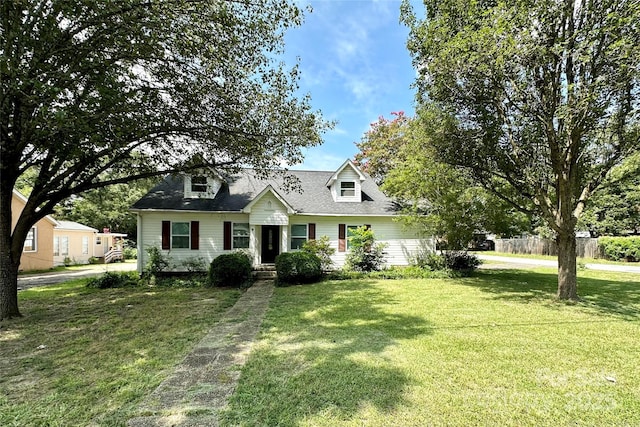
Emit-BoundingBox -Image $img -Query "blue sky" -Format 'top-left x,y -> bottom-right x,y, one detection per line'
283,0 -> 422,171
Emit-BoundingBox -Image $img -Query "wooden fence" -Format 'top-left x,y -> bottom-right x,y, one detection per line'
494,237 -> 603,259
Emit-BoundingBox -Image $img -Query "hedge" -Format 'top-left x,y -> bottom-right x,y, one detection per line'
598,237 -> 640,262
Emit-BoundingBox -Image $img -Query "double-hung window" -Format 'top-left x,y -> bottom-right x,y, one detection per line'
172,222 -> 191,248
233,223 -> 250,249
61,236 -> 69,256
24,227 -> 36,252
290,224 -> 308,250
340,181 -> 356,197
191,176 -> 208,193
82,236 -> 89,254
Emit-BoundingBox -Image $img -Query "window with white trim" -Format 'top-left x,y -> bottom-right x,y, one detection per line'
290,224 -> 308,250
191,175 -> 208,193
340,181 -> 356,197
24,227 -> 36,252
54,237 -> 60,256
61,236 -> 69,256
233,223 -> 250,249
172,222 -> 190,249
82,236 -> 89,254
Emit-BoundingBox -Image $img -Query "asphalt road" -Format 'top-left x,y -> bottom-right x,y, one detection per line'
477,254 -> 640,274
17,261 -> 138,290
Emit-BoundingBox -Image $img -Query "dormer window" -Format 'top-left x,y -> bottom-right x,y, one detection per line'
340,181 -> 356,197
191,176 -> 208,193
184,172 -> 222,199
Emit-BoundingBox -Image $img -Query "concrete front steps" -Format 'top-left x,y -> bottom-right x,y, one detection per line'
253,264 -> 277,280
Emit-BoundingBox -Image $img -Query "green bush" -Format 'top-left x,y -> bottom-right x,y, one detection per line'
345,226 -> 387,272
208,251 -> 252,288
302,236 -> 336,271
144,246 -> 170,276
123,246 -> 137,260
275,251 -> 322,285
598,237 -> 640,262
411,251 -> 447,271
443,251 -> 481,274
86,271 -> 139,289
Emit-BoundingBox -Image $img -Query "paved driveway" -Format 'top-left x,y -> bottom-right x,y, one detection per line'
18,261 -> 137,290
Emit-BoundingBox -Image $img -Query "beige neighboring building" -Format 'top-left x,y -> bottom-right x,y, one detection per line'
11,190 -> 57,271
53,220 -> 99,266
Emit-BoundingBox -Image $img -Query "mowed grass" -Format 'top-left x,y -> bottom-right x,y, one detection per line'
221,268 -> 640,426
0,280 -> 241,426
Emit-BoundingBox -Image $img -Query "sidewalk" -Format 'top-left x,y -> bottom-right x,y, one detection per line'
478,254 -> 640,274
128,279 -> 275,427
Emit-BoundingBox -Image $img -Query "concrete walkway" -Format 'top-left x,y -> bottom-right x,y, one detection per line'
127,279 -> 274,427
478,254 -> 640,274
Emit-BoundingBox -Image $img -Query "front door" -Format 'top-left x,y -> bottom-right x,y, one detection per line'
261,225 -> 280,264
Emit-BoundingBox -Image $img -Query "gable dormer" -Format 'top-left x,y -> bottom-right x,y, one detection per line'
326,159 -> 366,203
184,170 -> 223,199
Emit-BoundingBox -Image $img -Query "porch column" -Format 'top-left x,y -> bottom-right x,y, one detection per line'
281,226 -> 288,254
249,224 -> 258,265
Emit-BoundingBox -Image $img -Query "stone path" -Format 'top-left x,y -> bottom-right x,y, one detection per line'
127,279 -> 274,427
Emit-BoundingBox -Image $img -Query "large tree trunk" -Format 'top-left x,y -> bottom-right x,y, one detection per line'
0,239 -> 21,320
0,187 -> 22,320
556,230 -> 578,300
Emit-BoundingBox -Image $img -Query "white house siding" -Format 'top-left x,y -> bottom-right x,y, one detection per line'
330,167 -> 362,203
288,215 -> 433,268
137,211 -> 433,272
248,192 -> 289,226
136,211 -> 250,273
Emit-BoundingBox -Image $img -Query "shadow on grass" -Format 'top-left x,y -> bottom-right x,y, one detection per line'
460,269 -> 640,319
220,280 -> 433,426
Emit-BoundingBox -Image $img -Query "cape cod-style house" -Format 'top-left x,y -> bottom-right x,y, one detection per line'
131,160 -> 432,272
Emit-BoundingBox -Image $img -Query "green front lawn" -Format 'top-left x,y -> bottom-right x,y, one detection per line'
221,268 -> 640,426
0,280 -> 241,426
2,268 -> 638,426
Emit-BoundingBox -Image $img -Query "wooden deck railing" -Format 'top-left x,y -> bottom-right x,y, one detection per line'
104,248 -> 123,264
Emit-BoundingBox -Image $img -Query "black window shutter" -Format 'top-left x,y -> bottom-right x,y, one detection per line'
223,221 -> 232,250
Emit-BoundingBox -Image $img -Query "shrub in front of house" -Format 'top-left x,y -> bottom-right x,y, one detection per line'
344,226 -> 387,272
275,252 -> 322,286
442,251 -> 481,274
208,251 -> 253,288
302,236 -> 335,272
144,246 -> 170,276
411,250 -> 447,271
86,271 -> 139,289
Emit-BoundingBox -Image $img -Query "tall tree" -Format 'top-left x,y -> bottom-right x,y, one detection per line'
355,112 -> 530,249
1,0 -> 329,319
402,0 -> 640,299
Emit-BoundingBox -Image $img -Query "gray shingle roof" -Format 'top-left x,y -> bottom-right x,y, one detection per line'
131,169 -> 400,216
